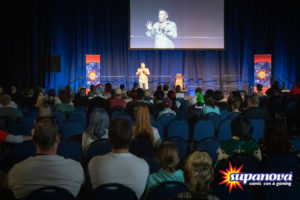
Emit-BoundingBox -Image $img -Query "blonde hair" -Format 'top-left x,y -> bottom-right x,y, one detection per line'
38,103 -> 52,118
133,105 -> 154,143
184,151 -> 213,193
155,142 -> 179,172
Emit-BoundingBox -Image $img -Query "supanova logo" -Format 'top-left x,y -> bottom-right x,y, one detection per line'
219,162 -> 293,193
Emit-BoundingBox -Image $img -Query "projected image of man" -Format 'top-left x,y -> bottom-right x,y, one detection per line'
146,10 -> 177,48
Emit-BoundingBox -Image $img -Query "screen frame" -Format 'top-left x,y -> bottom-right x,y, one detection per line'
128,0 -> 226,50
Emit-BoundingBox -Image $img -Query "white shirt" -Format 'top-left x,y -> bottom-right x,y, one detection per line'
88,152 -> 149,199
7,155 -> 84,199
136,68 -> 150,83
152,127 -> 161,146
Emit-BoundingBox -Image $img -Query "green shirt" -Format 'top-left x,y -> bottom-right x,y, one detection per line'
196,92 -> 204,103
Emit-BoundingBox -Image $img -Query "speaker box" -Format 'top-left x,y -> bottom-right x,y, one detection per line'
40,55 -> 61,72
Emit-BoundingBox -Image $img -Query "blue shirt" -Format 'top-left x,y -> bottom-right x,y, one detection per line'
145,168 -> 184,195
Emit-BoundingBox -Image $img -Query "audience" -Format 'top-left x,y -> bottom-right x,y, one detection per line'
88,118 -> 149,199
126,88 -> 147,118
144,90 -> 154,105
37,103 -> 52,118
54,89 -> 75,117
201,95 -> 220,116
290,81 -> 300,96
0,94 -> 23,120
0,129 -> 32,143
163,84 -> 170,99
242,93 -> 269,121
217,116 -> 262,162
82,108 -> 110,156
109,88 -> 127,109
158,98 -> 176,118
176,151 -> 219,200
102,83 -> 112,99
255,84 -> 265,97
133,105 -> 160,145
175,85 -> 184,99
213,90 -> 228,110
145,142 -> 184,195
6,117 -> 84,199
151,90 -> 165,118
259,119 -> 294,160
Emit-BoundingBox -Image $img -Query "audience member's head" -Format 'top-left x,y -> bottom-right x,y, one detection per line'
195,87 -> 202,94
156,85 -> 162,92
230,97 -> 241,112
108,118 -> 132,150
113,88 -> 122,98
33,117 -> 60,153
213,90 -> 224,102
87,108 -> 110,140
58,89 -> 71,104
231,116 -> 253,140
175,85 -> 181,93
164,98 -> 173,108
48,89 -> 56,98
0,86 -> 3,95
134,105 -> 154,143
120,84 -> 125,90
167,90 -> 176,100
263,119 -> 290,155
256,84 -> 263,92
144,90 -> 152,98
133,82 -> 138,90
38,103 -> 52,118
155,142 -> 179,172
136,88 -> 145,100
183,151 -> 214,193
10,86 -> 17,94
205,89 -> 214,97
163,84 -> 169,92
0,94 -> 11,106
105,83 -> 112,93
154,90 -> 164,101
248,93 -> 259,107
204,94 -> 215,108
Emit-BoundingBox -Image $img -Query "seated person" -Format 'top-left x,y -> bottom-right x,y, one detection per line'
201,95 -> 220,116
175,85 -> 185,99
217,116 -> 262,162
144,90 -> 154,105
6,117 -> 84,199
157,98 -> 176,118
259,119 -> 294,160
0,129 -> 32,143
133,105 -> 160,146
88,118 -> 149,199
82,108 -> 110,156
242,94 -> 269,121
0,94 -> 23,120
145,142 -> 184,195
189,88 -> 204,106
213,90 -> 228,110
151,90 -> 165,119
109,88 -> 127,110
126,88 -> 148,118
175,151 -> 219,200
54,89 -> 75,117
226,97 -> 242,120
37,103 -> 52,118
290,81 -> 300,96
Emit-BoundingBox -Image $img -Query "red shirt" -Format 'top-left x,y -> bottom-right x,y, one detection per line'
109,98 -> 127,109
0,130 -> 9,142
290,88 -> 300,96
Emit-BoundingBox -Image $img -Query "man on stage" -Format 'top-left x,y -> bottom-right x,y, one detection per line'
146,10 -> 177,48
136,62 -> 150,90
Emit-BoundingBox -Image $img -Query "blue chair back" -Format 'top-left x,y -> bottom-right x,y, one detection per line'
90,183 -> 138,200
147,181 -> 188,200
24,186 -> 74,200
57,140 -> 82,163
87,139 -> 111,162
157,113 -> 176,130
220,109 -> 229,121
218,119 -> 232,140
150,120 -> 163,139
196,137 -> 221,163
111,111 -> 133,124
262,181 -> 300,200
193,120 -> 215,141
203,112 -> 221,131
68,112 -> 87,128
166,119 -> 189,140
165,136 -> 188,160
250,119 -> 265,140
62,122 -> 85,139
144,156 -> 160,174
7,117 -> 35,136
263,154 -> 299,173
289,137 -> 300,152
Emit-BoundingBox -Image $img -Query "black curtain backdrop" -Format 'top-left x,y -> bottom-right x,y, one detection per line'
0,0 -> 299,93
